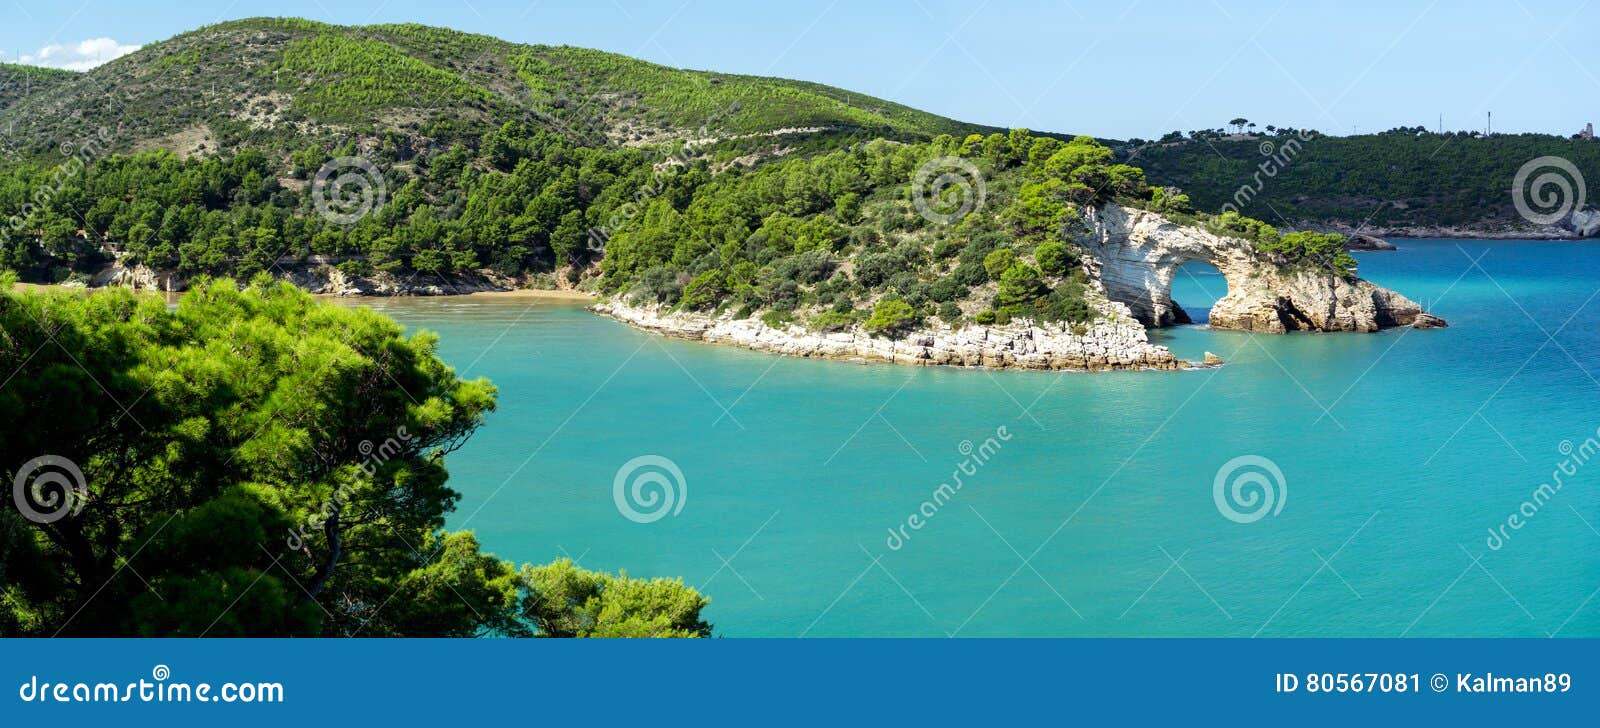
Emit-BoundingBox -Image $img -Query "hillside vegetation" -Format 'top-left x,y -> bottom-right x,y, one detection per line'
1129,130 -> 1600,232
595,128 -> 1353,331
0,63 -> 75,112
0,123 -> 654,282
0,17 -> 988,162
0,20 -> 1348,334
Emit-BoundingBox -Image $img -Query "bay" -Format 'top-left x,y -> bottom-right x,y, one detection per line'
347,240 -> 1600,637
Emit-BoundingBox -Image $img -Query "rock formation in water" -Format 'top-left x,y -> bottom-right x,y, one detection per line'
1411,312 -> 1449,329
1077,205 -> 1440,334
1344,234 -> 1397,251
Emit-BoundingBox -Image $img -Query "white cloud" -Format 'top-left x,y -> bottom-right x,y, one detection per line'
17,38 -> 142,71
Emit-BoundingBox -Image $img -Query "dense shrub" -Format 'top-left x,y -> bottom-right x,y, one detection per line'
677,270 -> 726,310
982,248 -> 1018,280
1034,241 -> 1075,276
863,298 -> 917,337
809,309 -> 858,332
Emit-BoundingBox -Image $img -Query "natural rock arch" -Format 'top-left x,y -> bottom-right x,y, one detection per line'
1075,205 -> 1441,333
1166,259 -> 1230,325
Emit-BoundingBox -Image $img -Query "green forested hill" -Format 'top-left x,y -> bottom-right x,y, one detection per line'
0,17 -> 988,161
0,63 -> 74,112
1127,130 -> 1600,233
4,16 -> 1579,302
0,18 -> 1004,289
0,17 -> 1360,314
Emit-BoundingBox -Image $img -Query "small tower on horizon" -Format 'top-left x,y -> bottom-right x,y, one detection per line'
1584,122 -> 1595,140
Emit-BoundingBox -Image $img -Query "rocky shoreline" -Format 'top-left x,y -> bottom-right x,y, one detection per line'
593,299 -> 1206,372
54,269 -> 1203,373
1316,221 -> 1595,240
87,260 -> 527,296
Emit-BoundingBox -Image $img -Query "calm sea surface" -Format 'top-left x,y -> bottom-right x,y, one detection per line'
347,240 -> 1600,637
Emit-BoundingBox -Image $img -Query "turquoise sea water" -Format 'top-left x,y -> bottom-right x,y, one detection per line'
350,240 -> 1600,637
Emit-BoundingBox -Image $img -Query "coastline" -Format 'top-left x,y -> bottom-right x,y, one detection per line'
401,288 -> 595,302
12,280 -> 596,303
1318,223 -> 1595,241
1383,234 -> 1600,241
12,278 -> 1196,373
592,299 -> 1207,373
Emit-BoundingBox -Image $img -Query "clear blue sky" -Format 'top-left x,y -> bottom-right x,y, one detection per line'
2,0 -> 1595,139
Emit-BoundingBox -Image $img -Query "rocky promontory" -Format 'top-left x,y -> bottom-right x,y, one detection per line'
594,298 -> 1194,372
76,200 -> 1444,371
594,203 -> 1445,370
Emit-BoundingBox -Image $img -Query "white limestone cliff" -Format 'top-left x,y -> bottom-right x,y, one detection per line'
1079,204 -> 1440,333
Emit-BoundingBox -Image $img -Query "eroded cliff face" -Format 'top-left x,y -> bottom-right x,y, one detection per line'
1078,205 -> 1442,333
1205,267 -> 1430,333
